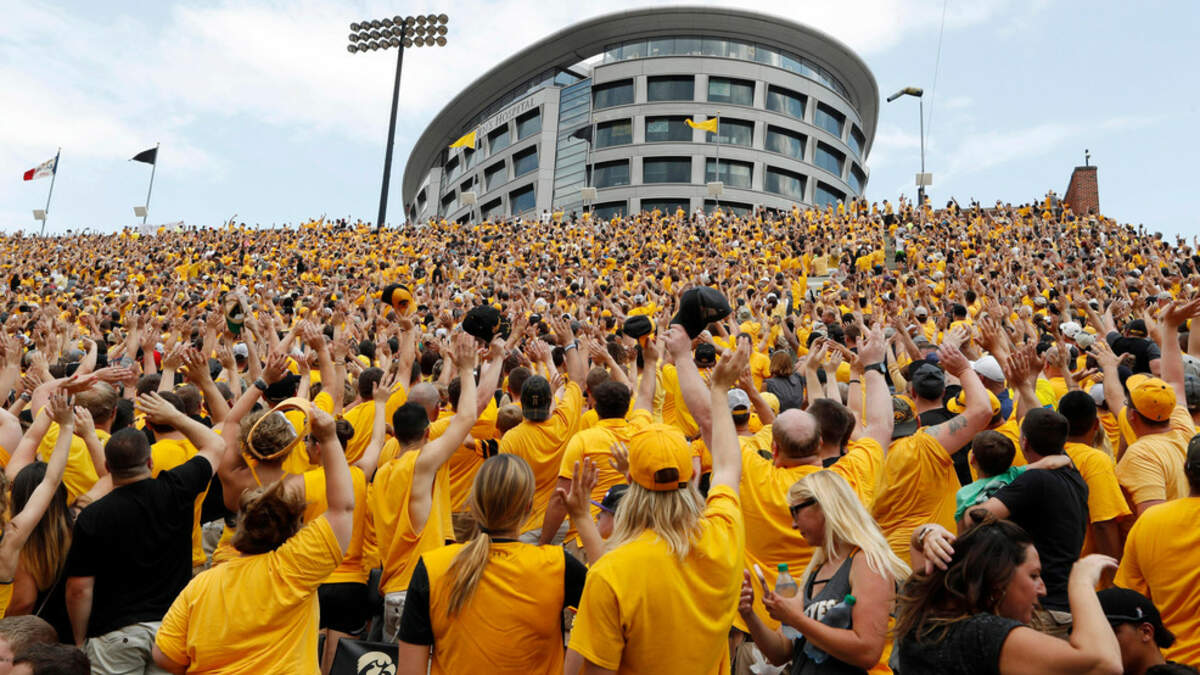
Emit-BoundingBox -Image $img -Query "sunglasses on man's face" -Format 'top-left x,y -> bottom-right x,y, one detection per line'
789,497 -> 817,518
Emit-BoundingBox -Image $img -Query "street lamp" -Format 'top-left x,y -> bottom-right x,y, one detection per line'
347,13 -> 449,229
886,86 -> 927,207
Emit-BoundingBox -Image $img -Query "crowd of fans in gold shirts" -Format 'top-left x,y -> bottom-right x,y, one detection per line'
0,193 -> 1197,675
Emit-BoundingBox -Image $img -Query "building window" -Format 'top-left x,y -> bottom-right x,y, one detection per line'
647,76 -> 694,102
593,80 -> 633,109
849,126 -> 865,156
595,119 -> 632,148
488,125 -> 511,154
704,199 -> 752,217
814,103 -> 845,138
509,184 -> 535,214
642,157 -> 692,184
513,147 -> 538,177
591,160 -> 631,188
712,119 -> 753,146
441,191 -> 457,213
765,166 -> 806,201
645,116 -> 691,143
707,77 -> 754,106
766,85 -> 806,120
593,201 -> 627,220
765,126 -> 805,160
814,182 -> 846,208
516,110 -> 541,140
444,156 -> 460,181
814,142 -> 845,177
484,162 -> 507,191
641,198 -> 689,215
416,189 -> 427,210
705,159 -> 752,188
481,197 -> 503,219
849,164 -> 866,193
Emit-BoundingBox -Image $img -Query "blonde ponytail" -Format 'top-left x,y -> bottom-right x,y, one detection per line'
444,454 -> 535,616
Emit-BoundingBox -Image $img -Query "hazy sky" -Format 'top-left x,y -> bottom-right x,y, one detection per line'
3,1 -> 1197,236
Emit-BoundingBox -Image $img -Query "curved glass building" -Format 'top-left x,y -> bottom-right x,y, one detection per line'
402,6 -> 878,222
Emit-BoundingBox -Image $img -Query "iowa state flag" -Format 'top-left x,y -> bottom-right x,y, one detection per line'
23,156 -> 57,181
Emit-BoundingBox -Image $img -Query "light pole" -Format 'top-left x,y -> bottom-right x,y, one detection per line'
886,86 -> 925,207
347,13 -> 449,230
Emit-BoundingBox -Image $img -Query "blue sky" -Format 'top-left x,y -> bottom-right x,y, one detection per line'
2,1 -> 1196,237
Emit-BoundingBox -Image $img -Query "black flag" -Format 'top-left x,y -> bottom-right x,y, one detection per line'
568,125 -> 592,143
131,147 -> 157,164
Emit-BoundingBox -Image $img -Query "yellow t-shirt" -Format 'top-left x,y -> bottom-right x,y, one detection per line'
569,485 -> 744,674
370,450 -> 453,594
1115,406 -> 1193,509
420,542 -> 568,674
341,386 -> 408,463
1063,442 -> 1132,557
37,422 -> 99,504
556,413 -> 647,544
1115,497 -> 1200,665
155,517 -> 342,674
871,431 -> 958,565
302,467 -> 370,584
498,382 -> 584,533
736,451 -> 821,632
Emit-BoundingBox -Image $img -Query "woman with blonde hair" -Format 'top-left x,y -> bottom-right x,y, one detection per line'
396,453 -> 594,674
739,469 -> 910,673
152,406 -> 355,674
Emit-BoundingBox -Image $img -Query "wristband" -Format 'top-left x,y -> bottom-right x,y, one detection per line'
847,379 -> 861,385
254,378 -> 269,392
863,362 -> 887,376
563,341 -> 578,352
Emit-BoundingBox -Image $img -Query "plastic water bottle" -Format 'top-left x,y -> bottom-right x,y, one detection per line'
774,563 -> 801,640
804,594 -> 857,664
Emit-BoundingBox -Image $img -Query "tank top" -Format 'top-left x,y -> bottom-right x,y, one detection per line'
790,553 -> 865,675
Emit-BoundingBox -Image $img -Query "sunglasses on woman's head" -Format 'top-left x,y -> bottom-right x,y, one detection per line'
789,497 -> 817,518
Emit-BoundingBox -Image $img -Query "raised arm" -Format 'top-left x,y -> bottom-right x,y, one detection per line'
665,326 -> 713,447
136,392 -> 225,471
410,333 -> 479,530
924,345 -> 991,454
1158,297 -> 1200,400
355,370 -> 400,482
181,348 -> 230,424
5,392 -> 74,542
312,407 -> 355,552
474,337 -> 505,416
550,316 -> 587,386
632,337 -> 659,413
1003,345 -> 1043,424
856,323 -> 894,449
708,337 -> 751,492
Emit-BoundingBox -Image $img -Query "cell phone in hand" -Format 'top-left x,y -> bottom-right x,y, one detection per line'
753,563 -> 770,596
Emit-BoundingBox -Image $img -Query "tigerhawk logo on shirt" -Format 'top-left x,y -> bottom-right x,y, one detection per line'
356,652 -> 396,675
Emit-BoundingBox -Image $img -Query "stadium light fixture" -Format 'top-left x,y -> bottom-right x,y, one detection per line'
887,86 -> 927,207
347,12 -> 450,230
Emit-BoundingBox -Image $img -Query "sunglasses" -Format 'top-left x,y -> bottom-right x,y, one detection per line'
789,497 -> 817,518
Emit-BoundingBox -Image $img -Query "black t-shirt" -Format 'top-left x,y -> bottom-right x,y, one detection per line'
398,542 -> 587,646
994,465 -> 1088,611
1106,332 -> 1161,374
765,374 -> 806,412
64,455 -> 213,637
897,613 -> 1023,675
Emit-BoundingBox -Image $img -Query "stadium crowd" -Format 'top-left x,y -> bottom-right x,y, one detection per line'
0,193 -> 1198,675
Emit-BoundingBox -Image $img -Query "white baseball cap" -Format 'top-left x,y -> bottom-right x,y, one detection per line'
972,355 -> 1005,382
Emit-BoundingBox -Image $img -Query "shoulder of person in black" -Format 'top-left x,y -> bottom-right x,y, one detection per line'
992,465 -> 1087,609
898,613 -> 1023,675
397,543 -> 587,646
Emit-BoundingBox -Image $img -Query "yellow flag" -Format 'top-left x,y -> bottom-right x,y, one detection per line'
685,117 -> 719,133
449,129 -> 477,149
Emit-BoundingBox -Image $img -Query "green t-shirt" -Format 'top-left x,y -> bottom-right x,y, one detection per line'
954,466 -> 1027,521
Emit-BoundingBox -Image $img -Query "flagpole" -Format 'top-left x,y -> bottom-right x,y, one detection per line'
142,142 -> 159,225
714,112 -> 721,211
40,148 -> 61,236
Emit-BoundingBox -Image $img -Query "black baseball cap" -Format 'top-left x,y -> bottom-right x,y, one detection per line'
462,305 -> 502,343
671,287 -> 731,339
694,343 -> 717,368
1097,587 -> 1175,648
520,375 -> 553,422
591,484 -> 629,513
622,315 -> 655,340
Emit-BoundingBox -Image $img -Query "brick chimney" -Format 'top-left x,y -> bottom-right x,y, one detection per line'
1064,165 -> 1099,215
